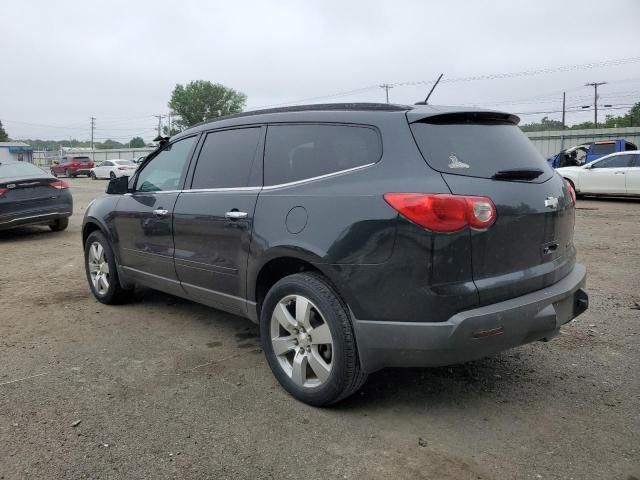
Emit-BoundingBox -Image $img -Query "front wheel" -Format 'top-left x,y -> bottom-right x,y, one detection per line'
84,230 -> 132,304
260,272 -> 367,406
50,169 -> 58,178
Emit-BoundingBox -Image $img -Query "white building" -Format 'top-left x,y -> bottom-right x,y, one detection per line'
0,142 -> 33,163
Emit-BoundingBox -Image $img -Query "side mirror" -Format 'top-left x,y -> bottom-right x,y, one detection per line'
107,175 -> 130,195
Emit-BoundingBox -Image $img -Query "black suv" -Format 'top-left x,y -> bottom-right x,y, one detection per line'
82,103 -> 588,406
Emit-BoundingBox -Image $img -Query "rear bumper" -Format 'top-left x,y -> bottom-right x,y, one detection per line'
352,264 -> 588,373
73,169 -> 92,176
0,207 -> 72,230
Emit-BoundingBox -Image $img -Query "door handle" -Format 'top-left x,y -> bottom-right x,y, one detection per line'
614,171 -> 626,175
153,208 -> 169,217
225,210 -> 248,220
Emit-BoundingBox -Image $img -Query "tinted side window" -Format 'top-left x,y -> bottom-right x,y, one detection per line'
590,143 -> 616,155
264,124 -> 381,186
631,154 -> 640,167
191,128 -> 262,189
136,136 -> 197,192
592,155 -> 630,169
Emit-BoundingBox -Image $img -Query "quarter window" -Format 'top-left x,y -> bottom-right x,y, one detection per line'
191,128 -> 262,189
264,124 -> 381,186
136,136 -> 196,192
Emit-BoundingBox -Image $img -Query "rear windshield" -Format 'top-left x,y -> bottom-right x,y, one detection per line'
73,157 -> 91,162
0,162 -> 47,178
591,143 -> 616,155
410,120 -> 553,181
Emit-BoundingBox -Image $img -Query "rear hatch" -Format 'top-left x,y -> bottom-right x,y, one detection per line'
409,111 -> 576,305
73,156 -> 93,168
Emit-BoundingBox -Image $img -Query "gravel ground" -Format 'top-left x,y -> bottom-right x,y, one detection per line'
1,177 -> 638,479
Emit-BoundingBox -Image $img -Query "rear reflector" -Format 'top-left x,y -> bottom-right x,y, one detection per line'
472,326 -> 505,338
383,193 -> 496,233
50,181 -> 69,190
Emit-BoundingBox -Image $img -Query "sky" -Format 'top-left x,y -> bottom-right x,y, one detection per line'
2,0 -> 640,142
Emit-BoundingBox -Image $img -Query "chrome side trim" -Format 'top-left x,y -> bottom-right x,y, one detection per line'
261,162 -> 376,190
122,162 -> 376,195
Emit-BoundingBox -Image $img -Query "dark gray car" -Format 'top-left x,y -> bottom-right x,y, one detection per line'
0,160 -> 72,232
82,103 -> 588,406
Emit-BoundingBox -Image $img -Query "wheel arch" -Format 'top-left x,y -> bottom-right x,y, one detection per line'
82,218 -> 133,289
250,247 -> 350,322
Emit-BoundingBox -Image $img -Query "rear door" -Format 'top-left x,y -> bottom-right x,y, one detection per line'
173,126 -> 264,316
625,154 -> 640,195
580,154 -> 630,194
112,135 -> 198,295
409,112 -> 576,304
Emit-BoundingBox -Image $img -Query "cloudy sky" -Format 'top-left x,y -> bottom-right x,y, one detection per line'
2,0 -> 639,142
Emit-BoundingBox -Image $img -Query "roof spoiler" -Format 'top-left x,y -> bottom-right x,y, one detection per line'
407,109 -> 520,125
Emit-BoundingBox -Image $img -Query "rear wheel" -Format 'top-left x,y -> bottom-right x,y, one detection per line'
109,171 -> 116,179
84,230 -> 132,304
90,171 -> 97,180
49,217 -> 69,232
260,272 -> 367,406
64,169 -> 71,178
50,169 -> 58,178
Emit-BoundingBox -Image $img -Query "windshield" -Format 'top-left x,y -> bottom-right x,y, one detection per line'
410,120 -> 554,181
0,162 -> 47,178
115,160 -> 135,166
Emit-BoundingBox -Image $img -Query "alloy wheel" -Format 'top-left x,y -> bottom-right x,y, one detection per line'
270,294 -> 334,388
87,241 -> 110,295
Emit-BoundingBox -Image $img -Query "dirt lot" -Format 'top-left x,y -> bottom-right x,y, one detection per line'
0,177 -> 638,479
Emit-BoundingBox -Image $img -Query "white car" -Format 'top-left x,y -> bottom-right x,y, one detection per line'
556,151 -> 640,197
90,160 -> 138,180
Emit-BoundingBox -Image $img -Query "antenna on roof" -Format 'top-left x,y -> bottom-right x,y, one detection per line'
415,73 -> 444,105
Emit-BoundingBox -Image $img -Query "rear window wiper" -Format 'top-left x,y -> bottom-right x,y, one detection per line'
492,168 -> 544,181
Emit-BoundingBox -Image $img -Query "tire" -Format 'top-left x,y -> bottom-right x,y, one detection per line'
49,217 -> 69,232
109,171 -> 116,179
90,171 -> 97,180
84,230 -> 132,304
260,272 -> 367,406
51,169 -> 58,178
64,169 -> 71,178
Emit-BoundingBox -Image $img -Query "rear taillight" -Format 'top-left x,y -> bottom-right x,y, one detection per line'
564,180 -> 576,207
50,181 -> 69,190
383,193 -> 496,233
117,166 -> 127,170
0,188 -> 7,197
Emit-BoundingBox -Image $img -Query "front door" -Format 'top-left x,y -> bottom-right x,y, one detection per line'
173,126 -> 264,316
580,154 -> 631,194
113,135 -> 198,295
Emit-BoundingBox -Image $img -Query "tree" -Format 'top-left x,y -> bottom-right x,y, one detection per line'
168,80 -> 246,129
129,136 -> 146,148
520,116 -> 566,132
0,120 -> 9,141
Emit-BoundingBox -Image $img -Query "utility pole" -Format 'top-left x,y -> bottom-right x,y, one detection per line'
561,92 -> 566,129
90,117 -> 96,150
585,81 -> 607,128
379,84 -> 393,104
154,115 -> 165,138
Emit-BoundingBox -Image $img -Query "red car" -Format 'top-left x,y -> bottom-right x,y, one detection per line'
51,156 -> 95,178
